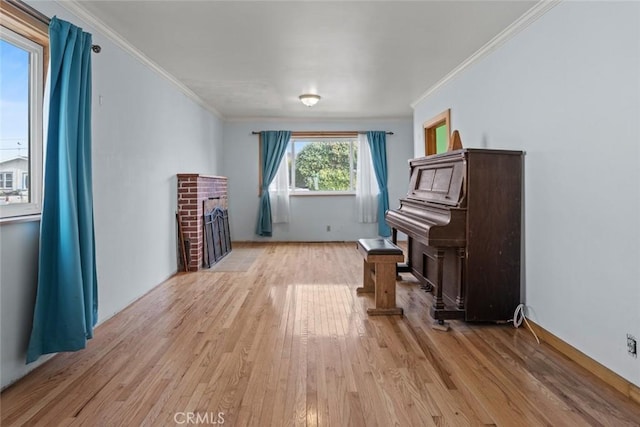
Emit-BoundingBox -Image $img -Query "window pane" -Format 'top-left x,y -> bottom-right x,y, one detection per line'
435,124 -> 448,154
0,39 -> 30,205
293,140 -> 355,191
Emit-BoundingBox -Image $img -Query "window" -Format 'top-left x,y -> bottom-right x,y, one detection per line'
286,138 -> 358,194
0,1 -> 48,218
423,109 -> 450,156
0,172 -> 14,189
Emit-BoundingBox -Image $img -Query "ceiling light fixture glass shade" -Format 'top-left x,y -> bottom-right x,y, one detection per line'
299,94 -> 321,107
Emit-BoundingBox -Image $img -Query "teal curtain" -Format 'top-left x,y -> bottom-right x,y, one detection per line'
27,17 -> 97,363
256,131 -> 291,236
367,131 -> 391,237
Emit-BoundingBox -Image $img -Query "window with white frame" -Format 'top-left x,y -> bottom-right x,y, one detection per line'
284,138 -> 358,194
0,172 -> 14,190
0,5 -> 47,218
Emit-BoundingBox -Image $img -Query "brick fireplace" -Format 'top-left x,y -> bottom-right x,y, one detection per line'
177,174 -> 228,271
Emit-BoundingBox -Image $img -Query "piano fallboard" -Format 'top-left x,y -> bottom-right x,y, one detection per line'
385,200 -> 466,247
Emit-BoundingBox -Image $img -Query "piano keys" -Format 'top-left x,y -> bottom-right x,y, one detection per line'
386,148 -> 523,323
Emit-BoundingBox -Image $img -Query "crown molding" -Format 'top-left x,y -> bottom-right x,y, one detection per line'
223,115 -> 412,123
55,0 -> 224,120
410,0 -> 562,109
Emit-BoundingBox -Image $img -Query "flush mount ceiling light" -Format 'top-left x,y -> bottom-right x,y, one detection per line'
299,94 -> 321,107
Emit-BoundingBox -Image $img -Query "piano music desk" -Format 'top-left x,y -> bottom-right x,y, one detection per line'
356,239 -> 405,316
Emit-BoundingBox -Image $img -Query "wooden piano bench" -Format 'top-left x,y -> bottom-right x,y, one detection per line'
356,238 -> 405,316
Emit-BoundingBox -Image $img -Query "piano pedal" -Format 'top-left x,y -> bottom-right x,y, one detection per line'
432,320 -> 450,332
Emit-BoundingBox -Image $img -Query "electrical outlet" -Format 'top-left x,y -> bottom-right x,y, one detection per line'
627,334 -> 637,358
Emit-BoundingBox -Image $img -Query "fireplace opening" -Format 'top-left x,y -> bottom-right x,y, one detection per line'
203,199 -> 232,267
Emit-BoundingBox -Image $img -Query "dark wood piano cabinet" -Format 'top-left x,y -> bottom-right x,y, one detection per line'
386,149 -> 523,323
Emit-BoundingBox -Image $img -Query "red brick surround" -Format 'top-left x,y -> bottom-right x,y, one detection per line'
177,174 -> 228,271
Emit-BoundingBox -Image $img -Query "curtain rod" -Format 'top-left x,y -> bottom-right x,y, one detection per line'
251,131 -> 394,135
7,0 -> 102,53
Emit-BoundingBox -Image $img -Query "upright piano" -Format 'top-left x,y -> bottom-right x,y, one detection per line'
386,148 -> 523,323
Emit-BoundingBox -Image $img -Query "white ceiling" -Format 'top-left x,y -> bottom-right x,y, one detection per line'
76,1 -> 537,120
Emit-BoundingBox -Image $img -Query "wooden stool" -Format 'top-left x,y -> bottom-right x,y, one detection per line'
356,238 -> 404,315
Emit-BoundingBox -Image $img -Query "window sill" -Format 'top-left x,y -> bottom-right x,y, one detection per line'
289,191 -> 356,197
0,213 -> 41,225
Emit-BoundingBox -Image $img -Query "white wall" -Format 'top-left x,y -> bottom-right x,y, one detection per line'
413,2 -> 640,385
223,120 -> 413,241
0,1 -> 223,389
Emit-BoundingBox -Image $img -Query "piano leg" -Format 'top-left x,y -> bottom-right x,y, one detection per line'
407,235 -> 413,271
433,250 -> 451,331
433,249 -> 445,310
456,247 -> 466,309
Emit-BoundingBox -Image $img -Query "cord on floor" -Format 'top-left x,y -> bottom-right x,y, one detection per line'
511,303 -> 540,344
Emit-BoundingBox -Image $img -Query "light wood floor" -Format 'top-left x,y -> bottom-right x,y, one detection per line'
2,242 -> 639,426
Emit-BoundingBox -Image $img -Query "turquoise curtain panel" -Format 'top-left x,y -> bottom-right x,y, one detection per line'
256,130 -> 291,236
367,131 -> 391,237
27,17 -> 98,363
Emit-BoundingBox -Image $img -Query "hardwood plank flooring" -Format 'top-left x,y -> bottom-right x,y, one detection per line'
2,242 -> 639,426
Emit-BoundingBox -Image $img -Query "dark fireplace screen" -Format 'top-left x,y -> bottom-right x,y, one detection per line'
203,201 -> 231,267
